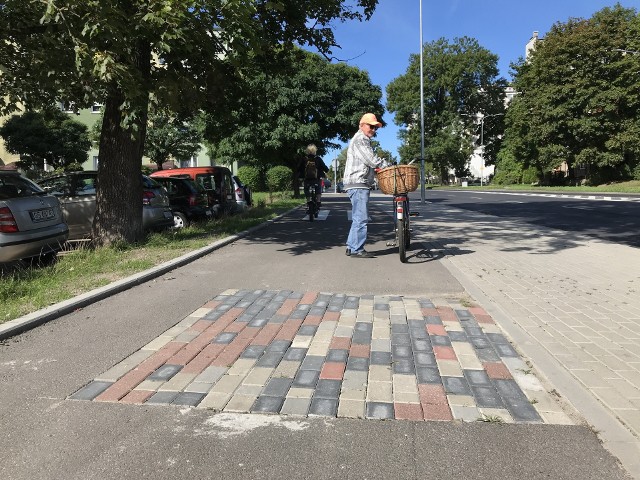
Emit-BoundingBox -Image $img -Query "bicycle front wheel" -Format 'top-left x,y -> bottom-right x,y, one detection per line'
398,216 -> 408,263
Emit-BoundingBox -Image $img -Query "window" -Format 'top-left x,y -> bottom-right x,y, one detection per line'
91,104 -> 103,113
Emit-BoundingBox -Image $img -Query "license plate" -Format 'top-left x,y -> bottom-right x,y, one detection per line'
30,207 -> 56,222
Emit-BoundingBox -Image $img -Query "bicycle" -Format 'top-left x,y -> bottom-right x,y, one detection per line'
305,181 -> 319,222
376,165 -> 420,263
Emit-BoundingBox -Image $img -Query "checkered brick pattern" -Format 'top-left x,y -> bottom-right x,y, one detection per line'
70,290 -> 573,424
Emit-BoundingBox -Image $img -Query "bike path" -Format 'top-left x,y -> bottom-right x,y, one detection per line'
0,193 -> 631,479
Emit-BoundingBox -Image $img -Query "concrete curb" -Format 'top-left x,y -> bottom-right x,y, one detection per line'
0,208 -> 297,341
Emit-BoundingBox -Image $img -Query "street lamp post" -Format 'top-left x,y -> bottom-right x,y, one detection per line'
419,0 -> 425,203
463,113 -> 504,186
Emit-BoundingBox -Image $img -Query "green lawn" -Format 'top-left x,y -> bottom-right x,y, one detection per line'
0,193 -> 304,324
435,180 -> 640,194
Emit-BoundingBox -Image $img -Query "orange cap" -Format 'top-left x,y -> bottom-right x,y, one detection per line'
359,113 -> 382,127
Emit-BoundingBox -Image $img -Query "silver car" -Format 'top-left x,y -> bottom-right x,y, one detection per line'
0,171 -> 69,264
38,171 -> 173,240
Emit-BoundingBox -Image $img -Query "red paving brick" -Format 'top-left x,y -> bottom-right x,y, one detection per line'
330,337 -> 351,350
423,404 -> 453,421
202,300 -> 221,309
436,306 -> 457,322
468,306 -> 488,316
320,362 -> 345,380
484,362 -> 513,380
349,344 -> 370,358
181,343 -> 226,374
474,314 -> 495,324
433,346 -> 457,361
427,324 -> 447,336
394,403 -> 424,421
421,307 -> 439,316
277,299 -> 300,316
120,390 -> 154,404
322,311 -> 340,322
418,384 -> 448,405
250,324 -> 281,345
274,320 -> 303,341
301,292 -> 318,304
303,315 -> 323,326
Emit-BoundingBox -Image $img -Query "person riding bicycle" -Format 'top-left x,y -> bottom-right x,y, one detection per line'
298,144 -> 329,207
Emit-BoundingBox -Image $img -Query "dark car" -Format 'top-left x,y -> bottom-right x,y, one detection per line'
38,171 -> 174,240
150,166 -> 236,216
0,171 -> 69,264
150,176 -> 212,228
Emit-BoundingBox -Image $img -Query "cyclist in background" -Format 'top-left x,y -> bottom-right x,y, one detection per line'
298,144 -> 329,207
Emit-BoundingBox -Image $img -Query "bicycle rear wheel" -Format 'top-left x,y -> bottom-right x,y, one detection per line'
398,216 -> 407,262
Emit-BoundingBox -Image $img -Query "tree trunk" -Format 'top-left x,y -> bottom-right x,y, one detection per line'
92,42 -> 151,246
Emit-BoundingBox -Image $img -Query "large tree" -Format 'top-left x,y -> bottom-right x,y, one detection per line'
0,0 -> 378,245
0,109 -> 90,172
386,37 -> 507,181
503,5 -> 640,185
205,47 -> 384,194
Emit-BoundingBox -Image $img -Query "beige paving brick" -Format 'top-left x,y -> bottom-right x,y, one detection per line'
370,339 -> 391,352
287,387 -> 314,399
224,394 -> 257,413
342,370 -> 368,390
281,397 -> 311,416
184,381 -> 213,394
334,325 -> 353,337
194,366 -> 228,384
134,379 -> 164,391
338,398 -> 366,418
210,374 -> 243,393
339,388 -> 366,401
451,342 -> 476,356
393,391 -> 420,403
158,372 -> 198,392
457,354 -> 483,370
242,367 -> 274,386
291,336 -> 312,348
95,349 -> 155,382
392,374 -> 417,393
142,335 -> 174,351
357,313 -> 373,323
235,384 -> 263,396
317,321 -> 337,331
307,343 -> 330,356
226,358 -> 256,376
437,360 -> 463,377
273,361 -> 301,378
447,394 -> 476,407
198,391 -> 231,410
478,408 -> 514,424
443,321 -> 463,332
366,381 -> 392,402
189,307 -> 212,319
369,365 -> 392,382
451,405 -> 480,422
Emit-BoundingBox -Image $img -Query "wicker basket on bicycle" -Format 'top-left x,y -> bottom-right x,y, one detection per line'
376,165 -> 419,195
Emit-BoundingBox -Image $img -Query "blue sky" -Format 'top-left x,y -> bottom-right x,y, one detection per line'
324,0 -> 640,161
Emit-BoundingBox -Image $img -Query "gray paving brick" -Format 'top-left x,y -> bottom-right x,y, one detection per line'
391,333 -> 411,346
292,369 -> 320,388
298,325 -> 318,336
289,292 -> 304,299
486,333 -> 509,344
392,359 -> 416,375
416,366 -> 441,384
352,331 -> 372,344
315,379 -> 342,399
344,297 -> 360,309
409,328 -> 429,340
430,335 -> 452,347
424,315 -> 442,325
455,309 -> 473,319
448,331 -> 468,342
442,376 -> 472,395
327,349 -> 349,363
374,303 -> 390,311
408,319 -> 427,330
289,306 -> 310,320
464,326 -> 484,337
284,347 -> 308,362
370,351 -> 392,365
414,352 -> 436,366
355,322 -> 373,333
392,345 -> 413,358
308,398 -> 338,416
494,344 -> 519,358
263,377 -> 292,397
418,299 -> 435,308
267,314 -> 288,324
248,318 -> 269,327
391,324 -> 409,334
475,347 -> 501,362
309,306 -> 326,316
494,379 -> 543,422
148,364 -> 183,381
266,340 -> 292,353
251,395 -> 284,413
470,337 -> 491,348
411,339 -> 432,352
240,345 -> 266,359
464,370 -> 491,386
366,402 -> 395,419
300,355 -> 325,371
346,357 -> 369,371
213,332 -> 237,344
146,391 -> 178,405
172,392 -> 206,407
472,386 -> 505,408
236,313 -> 256,322
69,381 -> 113,401
256,351 -> 284,368
202,310 -> 224,321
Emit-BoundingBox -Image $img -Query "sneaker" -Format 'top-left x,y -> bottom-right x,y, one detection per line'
345,248 -> 351,256
351,250 -> 375,258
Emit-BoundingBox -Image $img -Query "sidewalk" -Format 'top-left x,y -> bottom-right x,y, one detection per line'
409,197 -> 640,478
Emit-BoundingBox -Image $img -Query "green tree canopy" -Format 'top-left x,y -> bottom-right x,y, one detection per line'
0,0 -> 378,245
205,47 -> 384,194
387,37 -> 507,181
502,4 -> 640,185
0,109 -> 90,172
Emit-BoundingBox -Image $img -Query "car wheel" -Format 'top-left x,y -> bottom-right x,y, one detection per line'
173,211 -> 189,229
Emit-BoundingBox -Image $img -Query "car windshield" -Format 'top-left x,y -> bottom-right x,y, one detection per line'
0,174 -> 44,199
142,175 -> 161,189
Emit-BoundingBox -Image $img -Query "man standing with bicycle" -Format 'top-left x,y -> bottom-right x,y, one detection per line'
343,113 -> 390,258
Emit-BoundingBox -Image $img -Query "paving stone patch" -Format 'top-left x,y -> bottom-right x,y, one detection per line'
69,290 -> 574,425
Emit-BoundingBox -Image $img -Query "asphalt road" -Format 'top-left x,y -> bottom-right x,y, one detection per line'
0,193 -> 630,480
426,189 -> 640,248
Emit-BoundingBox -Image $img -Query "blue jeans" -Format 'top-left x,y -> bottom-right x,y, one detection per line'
346,188 -> 370,253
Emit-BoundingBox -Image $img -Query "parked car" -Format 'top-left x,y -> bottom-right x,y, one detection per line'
336,181 -> 344,193
0,171 -> 69,264
232,175 -> 252,211
38,171 -> 173,240
150,166 -> 236,216
149,176 -> 212,228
